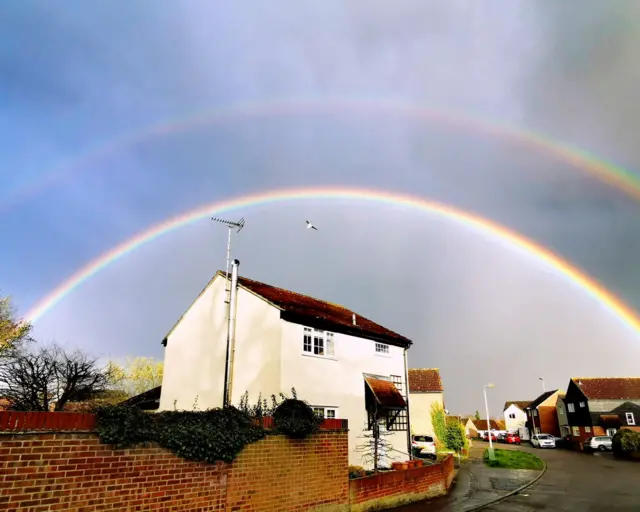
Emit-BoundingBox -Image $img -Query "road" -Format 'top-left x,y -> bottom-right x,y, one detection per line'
481,441 -> 640,511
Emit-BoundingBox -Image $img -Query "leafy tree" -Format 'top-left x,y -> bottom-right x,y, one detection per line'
444,416 -> 468,454
0,296 -> 31,357
430,402 -> 447,447
108,357 -> 163,397
474,410 -> 481,421
0,343 -> 115,411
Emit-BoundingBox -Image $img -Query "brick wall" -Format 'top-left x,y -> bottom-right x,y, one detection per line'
0,413 -> 350,512
349,455 -> 455,512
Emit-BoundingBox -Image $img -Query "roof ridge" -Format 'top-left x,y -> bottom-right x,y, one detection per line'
219,270 -> 355,312
572,377 -> 640,380
409,368 -> 440,371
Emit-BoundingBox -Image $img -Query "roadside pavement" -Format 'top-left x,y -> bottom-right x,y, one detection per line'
391,442 -> 543,511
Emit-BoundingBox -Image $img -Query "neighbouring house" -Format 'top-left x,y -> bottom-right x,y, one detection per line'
503,401 -> 529,433
473,419 -> 502,437
556,393 -> 570,438
564,377 -> 640,446
408,368 -> 444,441
119,386 -> 162,411
525,390 -> 562,438
158,261 -> 413,468
455,417 -> 478,438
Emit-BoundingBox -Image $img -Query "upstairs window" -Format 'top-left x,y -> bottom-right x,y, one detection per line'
303,328 -> 335,358
312,406 -> 337,419
567,403 -> 575,413
626,412 -> 636,426
375,342 -> 390,354
579,401 -> 586,408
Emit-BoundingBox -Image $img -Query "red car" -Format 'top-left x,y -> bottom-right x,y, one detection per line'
483,432 -> 497,442
505,433 -> 521,445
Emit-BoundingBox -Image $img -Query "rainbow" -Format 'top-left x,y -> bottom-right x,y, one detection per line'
24,186 -> 640,337
4,99 -> 640,211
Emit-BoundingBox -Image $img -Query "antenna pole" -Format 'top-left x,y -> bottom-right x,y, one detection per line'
212,217 -> 245,408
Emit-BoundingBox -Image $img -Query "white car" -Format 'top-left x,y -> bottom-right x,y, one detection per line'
584,436 -> 612,452
531,434 -> 556,448
411,435 -> 436,459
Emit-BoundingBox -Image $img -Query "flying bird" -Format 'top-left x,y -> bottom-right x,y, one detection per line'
306,220 -> 318,230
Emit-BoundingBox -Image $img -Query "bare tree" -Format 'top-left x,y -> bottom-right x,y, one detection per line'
356,418 -> 396,472
0,344 -> 115,411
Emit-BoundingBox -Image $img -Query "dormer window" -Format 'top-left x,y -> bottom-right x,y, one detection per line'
303,327 -> 335,358
375,343 -> 390,354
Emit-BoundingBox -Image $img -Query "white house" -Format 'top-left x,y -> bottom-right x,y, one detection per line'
158,260 -> 413,468
503,401 -> 529,433
407,368 -> 444,440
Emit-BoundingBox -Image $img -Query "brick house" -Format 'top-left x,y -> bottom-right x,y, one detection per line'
564,377 -> 640,447
525,390 -> 561,438
408,368 -> 444,440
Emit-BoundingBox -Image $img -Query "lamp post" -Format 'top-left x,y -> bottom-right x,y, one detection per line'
538,377 -> 545,393
483,383 -> 495,461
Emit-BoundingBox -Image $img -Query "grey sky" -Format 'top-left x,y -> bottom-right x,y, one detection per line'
3,1 -> 640,416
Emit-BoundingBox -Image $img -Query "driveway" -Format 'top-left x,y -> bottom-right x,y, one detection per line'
481,441 -> 640,511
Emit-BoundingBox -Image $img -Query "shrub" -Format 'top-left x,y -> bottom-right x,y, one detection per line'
612,429 -> 640,459
273,398 -> 322,439
349,465 -> 367,479
444,419 -> 468,454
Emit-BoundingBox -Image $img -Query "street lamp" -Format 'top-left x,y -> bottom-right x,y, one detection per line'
538,377 -> 545,393
483,383 -> 496,461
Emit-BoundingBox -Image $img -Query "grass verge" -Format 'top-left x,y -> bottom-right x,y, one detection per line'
483,448 -> 544,470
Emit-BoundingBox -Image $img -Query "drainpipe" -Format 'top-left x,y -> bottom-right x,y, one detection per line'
403,347 -> 412,459
223,259 -> 240,407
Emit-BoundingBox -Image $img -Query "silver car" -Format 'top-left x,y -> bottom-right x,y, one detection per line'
584,436 -> 612,452
531,434 -> 556,448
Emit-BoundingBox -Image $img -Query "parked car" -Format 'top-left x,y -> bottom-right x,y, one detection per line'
584,436 -> 612,452
531,434 -> 556,448
497,433 -> 507,443
483,432 -> 497,442
411,435 -> 436,459
505,433 -> 521,445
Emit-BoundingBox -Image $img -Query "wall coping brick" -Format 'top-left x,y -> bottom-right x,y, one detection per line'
0,410 -> 348,433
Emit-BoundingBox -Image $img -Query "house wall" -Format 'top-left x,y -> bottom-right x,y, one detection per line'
279,319 -> 410,468
408,392 -> 444,439
556,399 -> 570,436
564,380 -> 592,428
503,405 -> 527,432
159,277 -> 282,412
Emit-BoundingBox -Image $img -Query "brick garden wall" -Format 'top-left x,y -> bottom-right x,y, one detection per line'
349,455 -> 455,512
0,412 -> 349,512
0,411 -> 455,511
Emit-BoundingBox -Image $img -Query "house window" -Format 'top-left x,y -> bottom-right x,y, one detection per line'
312,406 -> 338,419
579,402 -> 586,408
626,413 -> 636,426
302,328 -> 335,358
572,426 -> 579,436
533,410 -> 538,417
388,375 -> 408,432
607,428 -> 617,437
585,426 -> 591,433
567,403 -> 575,413
375,342 -> 390,354
535,427 -> 540,434
559,408 -> 564,415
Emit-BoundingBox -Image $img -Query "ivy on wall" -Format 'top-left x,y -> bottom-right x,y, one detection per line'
96,388 -> 322,464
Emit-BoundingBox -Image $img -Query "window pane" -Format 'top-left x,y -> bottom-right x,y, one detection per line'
313,407 -> 324,418
313,335 -> 324,355
303,328 -> 312,352
326,333 -> 335,357
326,409 -> 336,419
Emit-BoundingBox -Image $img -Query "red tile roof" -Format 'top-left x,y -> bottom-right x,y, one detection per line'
572,378 -> 640,400
472,419 -> 502,430
364,376 -> 407,409
230,272 -> 412,347
408,369 -> 443,393
503,401 -> 531,412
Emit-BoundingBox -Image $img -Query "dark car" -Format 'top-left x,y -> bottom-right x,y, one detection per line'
497,433 -> 507,443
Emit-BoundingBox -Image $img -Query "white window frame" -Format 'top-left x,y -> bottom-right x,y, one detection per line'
572,426 -> 580,436
567,403 -> 575,413
606,428 -> 617,437
375,342 -> 390,355
312,406 -> 338,419
302,327 -> 335,358
626,412 -> 636,426
585,426 -> 591,433
579,401 -> 586,408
